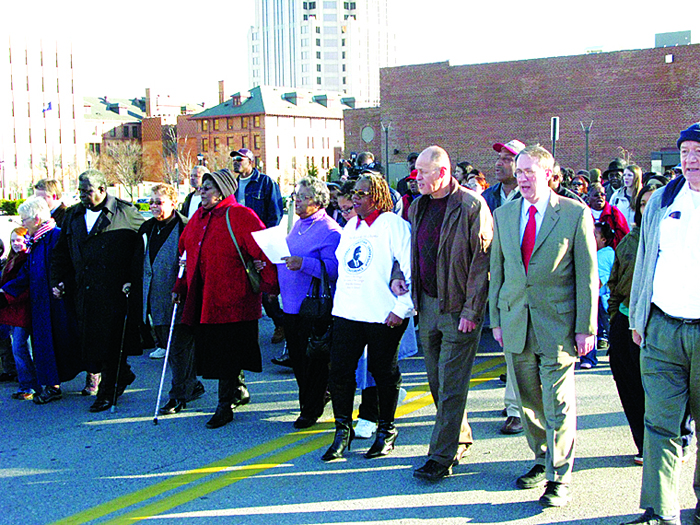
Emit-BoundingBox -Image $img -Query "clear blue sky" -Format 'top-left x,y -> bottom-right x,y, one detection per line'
8,0 -> 700,106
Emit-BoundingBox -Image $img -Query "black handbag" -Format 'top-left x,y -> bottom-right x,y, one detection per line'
298,261 -> 333,321
225,208 -> 262,294
306,320 -> 332,360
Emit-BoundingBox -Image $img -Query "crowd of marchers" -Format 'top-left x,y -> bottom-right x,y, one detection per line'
1,124 -> 699,525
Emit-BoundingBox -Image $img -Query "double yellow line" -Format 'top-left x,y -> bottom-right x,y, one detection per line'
53,356 -> 505,524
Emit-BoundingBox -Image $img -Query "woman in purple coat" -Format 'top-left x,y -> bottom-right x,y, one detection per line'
274,178 -> 341,429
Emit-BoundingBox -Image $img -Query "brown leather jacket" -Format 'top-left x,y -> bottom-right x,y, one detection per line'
395,178 -> 493,323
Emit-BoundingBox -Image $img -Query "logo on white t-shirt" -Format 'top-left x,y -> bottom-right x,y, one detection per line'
344,239 -> 373,273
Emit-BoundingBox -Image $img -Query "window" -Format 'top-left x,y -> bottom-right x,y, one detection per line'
323,1 -> 335,7
304,14 -> 308,20
227,118 -> 234,130
342,39 -> 346,46
301,51 -> 309,59
317,77 -> 322,85
342,77 -> 347,85
301,64 -> 309,73
202,119 -> 208,132
302,77 -> 309,85
110,128 -> 116,137
344,1 -> 349,7
316,38 -> 321,46
202,138 -> 209,152
316,51 -> 321,59
123,126 -> 129,138
242,116 -> 249,128
350,2 -> 356,8
213,119 -> 220,131
301,38 -> 309,47
253,135 -> 261,149
342,51 -> 346,59
227,136 -> 235,147
317,64 -> 321,72
242,135 -> 248,148
292,156 -> 297,169
132,126 -> 139,138
276,157 -> 280,170
342,64 -> 346,71
316,27 -> 321,34
253,115 -> 261,127
214,137 -> 221,152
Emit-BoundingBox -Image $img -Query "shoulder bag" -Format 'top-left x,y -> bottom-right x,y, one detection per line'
225,208 -> 262,294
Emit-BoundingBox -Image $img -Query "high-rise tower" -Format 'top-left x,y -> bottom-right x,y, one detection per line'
249,0 -> 395,107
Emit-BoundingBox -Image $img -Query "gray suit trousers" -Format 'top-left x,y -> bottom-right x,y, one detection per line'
506,321 -> 578,484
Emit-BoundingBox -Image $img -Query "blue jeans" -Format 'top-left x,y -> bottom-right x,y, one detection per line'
11,326 -> 38,393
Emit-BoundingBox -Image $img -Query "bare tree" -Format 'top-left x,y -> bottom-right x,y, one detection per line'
162,126 -> 195,187
104,141 -> 144,202
202,150 -> 231,172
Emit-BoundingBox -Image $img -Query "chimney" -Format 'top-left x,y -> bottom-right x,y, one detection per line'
145,88 -> 152,116
218,81 -> 225,104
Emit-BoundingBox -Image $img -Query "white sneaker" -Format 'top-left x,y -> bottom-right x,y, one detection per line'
149,347 -> 167,359
398,387 -> 408,405
354,418 -> 377,439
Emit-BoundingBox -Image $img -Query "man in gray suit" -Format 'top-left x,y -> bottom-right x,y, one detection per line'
489,144 -> 597,508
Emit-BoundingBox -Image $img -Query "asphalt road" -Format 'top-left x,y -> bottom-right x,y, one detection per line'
1,316 -> 697,525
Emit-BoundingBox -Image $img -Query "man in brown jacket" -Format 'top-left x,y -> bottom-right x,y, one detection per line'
392,145 -> 493,481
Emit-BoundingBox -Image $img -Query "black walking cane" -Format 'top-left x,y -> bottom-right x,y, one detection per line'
111,288 -> 130,413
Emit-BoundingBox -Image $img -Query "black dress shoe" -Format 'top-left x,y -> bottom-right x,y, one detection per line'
159,399 -> 186,415
293,416 -> 318,429
622,509 -> 681,524
413,459 -> 452,481
364,423 -> 398,458
206,406 -> 233,429
116,370 -> 136,398
189,381 -> 205,401
516,464 -> 546,489
232,389 -> 251,408
322,426 -> 354,461
501,416 -> 524,434
539,481 -> 571,507
89,398 -> 113,413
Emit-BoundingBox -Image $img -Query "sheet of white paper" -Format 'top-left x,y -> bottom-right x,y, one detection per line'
251,225 -> 290,264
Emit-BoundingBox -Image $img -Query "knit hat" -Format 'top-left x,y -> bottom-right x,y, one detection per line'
205,168 -> 238,198
589,168 -> 602,183
677,122 -> 700,149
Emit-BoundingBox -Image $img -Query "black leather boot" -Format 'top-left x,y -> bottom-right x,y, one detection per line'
365,421 -> 398,458
322,419 -> 354,461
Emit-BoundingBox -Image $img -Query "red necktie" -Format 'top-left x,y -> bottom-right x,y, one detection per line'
521,205 -> 537,273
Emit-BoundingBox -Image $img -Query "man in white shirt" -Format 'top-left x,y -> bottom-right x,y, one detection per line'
180,166 -> 207,219
626,123 -> 700,525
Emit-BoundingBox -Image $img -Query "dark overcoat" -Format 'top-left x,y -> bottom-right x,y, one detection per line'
50,195 -> 144,362
5,227 -> 82,383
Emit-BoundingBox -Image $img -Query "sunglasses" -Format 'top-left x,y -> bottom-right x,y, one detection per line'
352,190 -> 370,198
232,156 -> 246,162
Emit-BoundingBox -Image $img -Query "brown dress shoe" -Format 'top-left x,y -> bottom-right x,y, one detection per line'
501,416 -> 524,434
271,326 -> 285,344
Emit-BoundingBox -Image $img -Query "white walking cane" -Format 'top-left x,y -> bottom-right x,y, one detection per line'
153,253 -> 186,425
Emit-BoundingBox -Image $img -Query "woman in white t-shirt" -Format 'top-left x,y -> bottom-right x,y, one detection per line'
322,172 -> 413,462
610,165 -> 642,227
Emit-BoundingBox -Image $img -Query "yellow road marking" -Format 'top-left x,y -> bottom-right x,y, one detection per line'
52,355 -> 505,524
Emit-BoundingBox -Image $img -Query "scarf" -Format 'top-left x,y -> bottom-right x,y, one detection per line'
26,218 -> 56,253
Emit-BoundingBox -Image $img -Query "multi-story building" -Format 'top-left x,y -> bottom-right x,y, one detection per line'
248,0 -> 395,108
0,39 -> 84,197
189,85 -> 353,192
346,42 -> 700,183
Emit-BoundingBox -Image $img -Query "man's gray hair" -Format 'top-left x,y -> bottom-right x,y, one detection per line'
79,169 -> 108,190
18,196 -> 51,223
298,177 -> 330,208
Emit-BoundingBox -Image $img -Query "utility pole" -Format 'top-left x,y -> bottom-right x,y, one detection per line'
580,121 -> 593,171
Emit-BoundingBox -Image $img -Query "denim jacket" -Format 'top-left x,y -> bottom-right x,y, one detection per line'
239,168 -> 283,228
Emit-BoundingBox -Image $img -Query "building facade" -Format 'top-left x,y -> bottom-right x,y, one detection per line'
0,39 -> 84,198
345,44 -> 700,183
189,85 -> 351,192
248,0 -> 395,107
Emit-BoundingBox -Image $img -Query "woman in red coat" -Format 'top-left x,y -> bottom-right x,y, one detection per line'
173,169 -> 278,429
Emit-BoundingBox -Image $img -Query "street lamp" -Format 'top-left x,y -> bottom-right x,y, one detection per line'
197,153 -> 204,166
580,121 -> 593,171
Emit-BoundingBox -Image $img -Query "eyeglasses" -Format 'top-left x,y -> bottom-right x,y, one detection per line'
340,207 -> 354,214
149,199 -> 168,206
292,192 -> 313,202
352,190 -> 370,198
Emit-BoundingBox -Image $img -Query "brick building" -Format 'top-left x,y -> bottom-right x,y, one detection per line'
190,85 -> 353,192
346,44 -> 700,183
